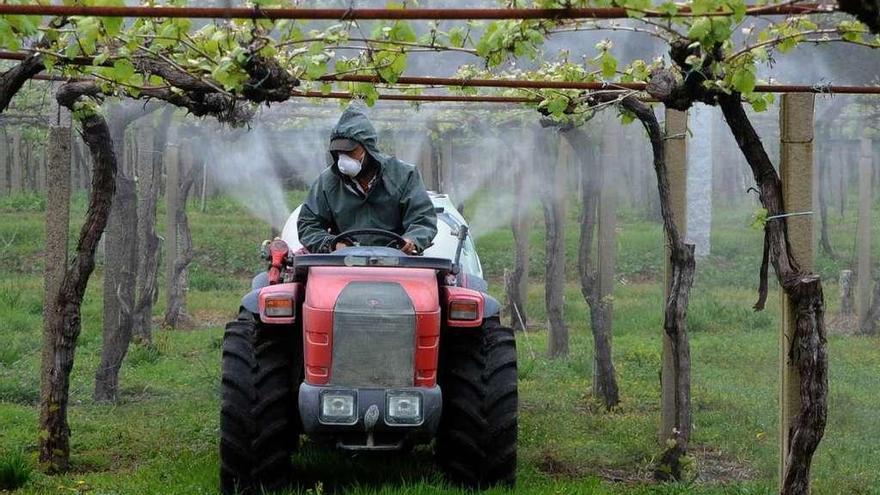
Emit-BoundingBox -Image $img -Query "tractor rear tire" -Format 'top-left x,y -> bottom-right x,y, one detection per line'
220,310 -> 302,495
436,317 -> 517,489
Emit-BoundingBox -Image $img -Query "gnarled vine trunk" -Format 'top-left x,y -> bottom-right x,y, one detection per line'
507,141 -> 531,331
717,92 -> 827,495
626,99 -> 695,481
862,279 -> 880,335
94,102 -> 161,403
541,132 -> 569,358
40,82 -> 118,472
164,142 -> 196,329
584,93 -> 695,478
132,107 -> 174,343
563,127 -> 619,410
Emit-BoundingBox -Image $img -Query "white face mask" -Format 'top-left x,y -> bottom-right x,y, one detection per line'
337,153 -> 362,177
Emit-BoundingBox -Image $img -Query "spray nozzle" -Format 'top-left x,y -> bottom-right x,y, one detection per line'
452,225 -> 469,276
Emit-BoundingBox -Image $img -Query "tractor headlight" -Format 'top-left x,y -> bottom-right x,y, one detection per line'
320,390 -> 357,425
385,391 -> 422,425
264,297 -> 295,317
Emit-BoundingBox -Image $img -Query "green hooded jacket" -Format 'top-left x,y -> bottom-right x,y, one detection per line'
298,106 -> 438,253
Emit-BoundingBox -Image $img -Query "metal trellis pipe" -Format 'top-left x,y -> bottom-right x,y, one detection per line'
0,3 -> 832,20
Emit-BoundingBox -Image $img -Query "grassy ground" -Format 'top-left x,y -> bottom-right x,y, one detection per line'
0,191 -> 878,494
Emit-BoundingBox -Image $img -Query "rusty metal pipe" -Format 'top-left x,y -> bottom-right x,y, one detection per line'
294,91 -> 539,103
12,54 -> 880,96
319,74 -> 647,90
0,3 -> 830,19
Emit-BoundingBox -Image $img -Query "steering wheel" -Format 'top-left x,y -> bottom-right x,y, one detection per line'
330,228 -> 408,251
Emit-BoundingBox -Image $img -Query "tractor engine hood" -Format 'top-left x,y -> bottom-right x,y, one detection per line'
301,266 -> 441,389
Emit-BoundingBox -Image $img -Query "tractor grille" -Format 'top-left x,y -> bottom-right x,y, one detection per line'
331,281 -> 415,388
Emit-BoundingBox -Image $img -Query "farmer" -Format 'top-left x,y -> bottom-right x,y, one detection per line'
298,105 -> 438,254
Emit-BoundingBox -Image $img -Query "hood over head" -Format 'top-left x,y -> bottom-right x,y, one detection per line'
329,105 -> 381,160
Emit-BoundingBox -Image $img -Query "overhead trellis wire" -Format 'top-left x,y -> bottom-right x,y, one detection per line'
0,3 -> 833,19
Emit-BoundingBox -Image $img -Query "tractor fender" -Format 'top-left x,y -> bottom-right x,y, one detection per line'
458,273 -> 500,319
483,294 -> 501,319
241,271 -> 270,314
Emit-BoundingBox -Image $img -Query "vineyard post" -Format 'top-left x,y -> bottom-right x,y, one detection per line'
0,128 -> 8,195
660,107 -> 688,442
164,143 -> 180,323
10,129 -> 21,193
42,99 -> 71,420
596,120 -> 619,393
778,93 -> 815,488
857,135 -> 873,329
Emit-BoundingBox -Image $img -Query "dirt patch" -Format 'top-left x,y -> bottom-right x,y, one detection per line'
535,449 -> 584,478
620,269 -> 659,285
535,449 -> 650,485
828,313 -> 859,335
186,310 -> 229,329
118,385 -> 170,404
691,445 -> 758,484
535,445 -> 755,486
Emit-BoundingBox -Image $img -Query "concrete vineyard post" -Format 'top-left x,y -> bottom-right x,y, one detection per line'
43,104 -> 72,397
0,129 -> 8,195
10,130 -> 22,194
596,121 -> 618,392
857,135 -> 873,329
840,269 -> 855,317
661,108 -> 688,442
132,122 -> 159,343
778,93 -> 815,489
165,143 -> 180,320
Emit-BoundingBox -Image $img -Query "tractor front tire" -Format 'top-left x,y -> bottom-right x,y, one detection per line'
436,317 -> 517,489
220,310 -> 301,495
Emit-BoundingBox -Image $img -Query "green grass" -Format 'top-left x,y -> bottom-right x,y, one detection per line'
0,449 -> 33,491
0,191 -> 878,494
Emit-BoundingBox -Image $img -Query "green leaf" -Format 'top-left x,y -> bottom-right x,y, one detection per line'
688,17 -> 712,41
112,59 -> 135,83
691,0 -> 716,16
102,16 -> 123,36
747,93 -> 773,113
0,19 -> 21,52
600,51 -> 617,78
777,37 -> 799,53
352,82 -> 379,106
710,18 -> 732,42
658,1 -> 679,15
448,26 -> 465,48
731,65 -> 756,94
389,21 -> 417,43
304,59 -> 327,80
730,0 -> 747,23
546,97 -> 568,115
751,46 -> 769,62
93,51 -> 109,66
749,208 -> 768,230
620,111 -> 636,125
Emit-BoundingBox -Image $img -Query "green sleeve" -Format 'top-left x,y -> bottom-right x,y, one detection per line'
297,178 -> 335,253
400,168 -> 438,251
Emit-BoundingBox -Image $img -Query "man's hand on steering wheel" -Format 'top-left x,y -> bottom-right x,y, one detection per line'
400,238 -> 417,255
329,228 -> 419,254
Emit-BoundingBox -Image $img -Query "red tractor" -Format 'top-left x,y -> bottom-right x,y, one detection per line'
219,214 -> 517,494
